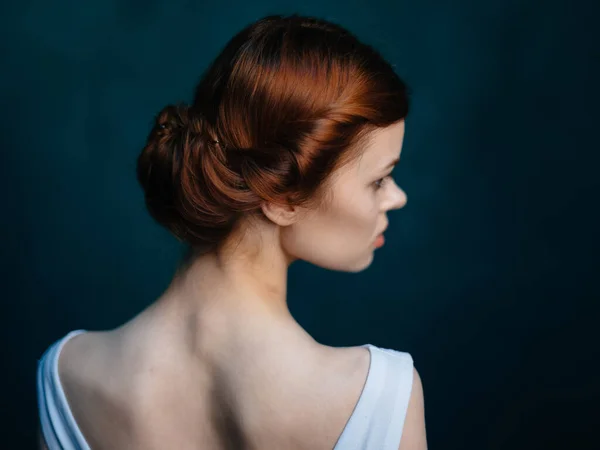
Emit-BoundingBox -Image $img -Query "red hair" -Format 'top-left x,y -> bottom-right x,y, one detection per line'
137,14 -> 409,254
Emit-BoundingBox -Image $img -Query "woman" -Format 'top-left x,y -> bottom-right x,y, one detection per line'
37,14 -> 427,450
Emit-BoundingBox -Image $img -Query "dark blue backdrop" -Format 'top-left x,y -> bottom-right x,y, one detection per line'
1,0 -> 598,448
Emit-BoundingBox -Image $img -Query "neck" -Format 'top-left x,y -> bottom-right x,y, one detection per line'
172,243 -> 292,321
131,234 -> 320,359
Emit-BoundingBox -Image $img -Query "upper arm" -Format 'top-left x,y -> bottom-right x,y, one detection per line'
398,367 -> 428,450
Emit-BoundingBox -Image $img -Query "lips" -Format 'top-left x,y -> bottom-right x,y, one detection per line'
374,223 -> 388,248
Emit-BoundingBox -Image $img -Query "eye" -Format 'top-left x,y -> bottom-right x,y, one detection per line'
374,176 -> 390,190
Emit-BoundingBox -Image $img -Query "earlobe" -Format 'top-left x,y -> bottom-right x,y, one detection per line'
260,201 -> 299,227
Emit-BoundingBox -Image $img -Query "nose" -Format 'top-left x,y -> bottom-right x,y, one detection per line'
395,187 -> 407,209
383,182 -> 407,211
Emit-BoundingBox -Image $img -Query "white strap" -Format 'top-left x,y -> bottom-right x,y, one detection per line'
37,330 -> 90,450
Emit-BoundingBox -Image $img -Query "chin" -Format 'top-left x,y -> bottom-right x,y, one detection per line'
348,254 -> 374,272
319,253 -> 374,273
298,245 -> 375,273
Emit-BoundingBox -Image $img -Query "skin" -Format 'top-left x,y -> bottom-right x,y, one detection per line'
48,120 -> 422,449
149,119 -> 406,360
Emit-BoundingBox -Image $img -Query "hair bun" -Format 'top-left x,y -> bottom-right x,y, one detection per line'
154,103 -> 196,135
137,102 -> 237,252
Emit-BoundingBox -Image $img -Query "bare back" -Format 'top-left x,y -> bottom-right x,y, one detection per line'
56,329 -> 372,450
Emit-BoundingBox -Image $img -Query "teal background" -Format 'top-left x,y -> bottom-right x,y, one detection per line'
2,0 -> 598,448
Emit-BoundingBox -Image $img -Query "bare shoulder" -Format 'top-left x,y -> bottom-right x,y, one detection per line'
59,330 -> 118,382
398,367 -> 428,450
57,329 -> 139,448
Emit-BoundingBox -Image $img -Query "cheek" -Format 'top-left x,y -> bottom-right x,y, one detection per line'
315,189 -> 379,240
335,195 -> 379,238
282,191 -> 380,267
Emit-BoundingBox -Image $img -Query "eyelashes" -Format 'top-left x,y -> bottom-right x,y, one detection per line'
374,175 -> 391,190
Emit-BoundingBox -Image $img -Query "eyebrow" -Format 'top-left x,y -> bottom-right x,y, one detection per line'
379,157 -> 400,172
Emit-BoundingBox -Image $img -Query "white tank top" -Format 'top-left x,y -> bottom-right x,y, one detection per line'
37,330 -> 414,449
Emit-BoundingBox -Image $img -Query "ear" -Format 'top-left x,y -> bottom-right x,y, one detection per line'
261,200 -> 302,227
